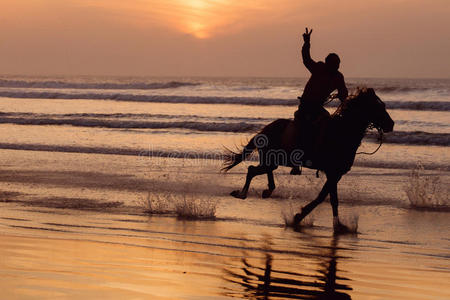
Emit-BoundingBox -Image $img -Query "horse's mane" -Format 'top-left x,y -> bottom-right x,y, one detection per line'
333,87 -> 370,118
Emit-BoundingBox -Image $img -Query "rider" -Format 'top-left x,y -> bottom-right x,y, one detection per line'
291,28 -> 348,174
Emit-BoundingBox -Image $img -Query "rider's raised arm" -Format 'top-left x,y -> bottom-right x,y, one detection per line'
301,28 -> 316,73
302,41 -> 316,73
337,73 -> 348,102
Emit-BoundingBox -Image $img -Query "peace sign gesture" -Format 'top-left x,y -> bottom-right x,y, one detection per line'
303,27 -> 313,43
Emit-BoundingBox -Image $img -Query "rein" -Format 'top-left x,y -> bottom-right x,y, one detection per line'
323,92 -> 338,105
356,126 -> 384,155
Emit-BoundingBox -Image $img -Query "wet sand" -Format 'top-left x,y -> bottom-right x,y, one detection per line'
0,149 -> 449,299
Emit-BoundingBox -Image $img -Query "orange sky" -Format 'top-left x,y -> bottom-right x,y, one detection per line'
0,0 -> 449,77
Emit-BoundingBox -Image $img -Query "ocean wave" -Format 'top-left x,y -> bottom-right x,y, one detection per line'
1,78 -> 448,95
326,100 -> 450,111
395,119 -> 450,128
4,112 -> 447,131
346,82 -> 450,94
1,90 -> 449,111
346,84 -> 430,93
0,113 -> 448,146
376,86 -> 429,93
0,90 -> 298,106
0,143 -> 446,171
0,112 -> 272,123
364,131 -> 449,147
0,115 -> 260,133
379,131 -> 450,146
230,86 -> 269,91
373,101 -> 450,111
0,79 -> 200,90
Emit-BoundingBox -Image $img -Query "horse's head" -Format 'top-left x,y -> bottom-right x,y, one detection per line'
352,88 -> 394,133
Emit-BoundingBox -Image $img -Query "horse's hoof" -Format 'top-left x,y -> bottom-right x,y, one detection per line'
333,222 -> 350,235
290,167 -> 302,175
230,190 -> 247,199
293,213 -> 303,226
293,209 -> 307,226
262,189 -> 273,198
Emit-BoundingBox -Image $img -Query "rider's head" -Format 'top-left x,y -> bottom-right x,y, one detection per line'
325,53 -> 340,71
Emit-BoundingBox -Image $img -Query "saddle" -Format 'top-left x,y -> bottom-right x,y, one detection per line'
283,108 -> 331,168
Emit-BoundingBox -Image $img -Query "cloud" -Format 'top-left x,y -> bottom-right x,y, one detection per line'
0,0 -> 448,77
71,0 -> 305,39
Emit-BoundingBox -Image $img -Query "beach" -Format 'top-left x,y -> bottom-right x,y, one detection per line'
0,76 -> 449,299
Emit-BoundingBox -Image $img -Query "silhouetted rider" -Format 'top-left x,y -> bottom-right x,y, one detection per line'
291,28 -> 348,174
294,28 -> 348,121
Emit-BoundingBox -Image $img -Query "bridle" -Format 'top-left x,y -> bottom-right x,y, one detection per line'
327,90 -> 385,156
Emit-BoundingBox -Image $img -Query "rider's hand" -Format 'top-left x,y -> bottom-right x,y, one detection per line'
303,27 -> 312,43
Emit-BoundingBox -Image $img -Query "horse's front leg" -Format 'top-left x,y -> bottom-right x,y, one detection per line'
328,175 -> 344,231
328,174 -> 352,234
293,179 -> 331,226
330,180 -> 340,227
230,165 -> 267,199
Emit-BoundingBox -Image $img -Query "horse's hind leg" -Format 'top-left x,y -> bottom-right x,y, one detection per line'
329,177 -> 340,224
262,168 -> 277,198
231,165 -> 268,199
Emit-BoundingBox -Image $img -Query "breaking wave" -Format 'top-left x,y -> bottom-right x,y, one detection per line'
378,131 -> 450,146
363,130 -> 450,146
346,84 -> 437,93
0,79 -> 200,90
1,78 -> 448,95
0,90 -> 449,111
0,90 -> 297,106
0,117 -> 258,133
0,112 -> 273,123
0,112 -> 448,146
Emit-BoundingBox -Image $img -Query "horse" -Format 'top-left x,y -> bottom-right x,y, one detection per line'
222,88 -> 394,230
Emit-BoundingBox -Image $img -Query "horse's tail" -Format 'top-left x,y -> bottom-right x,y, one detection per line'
222,136 -> 257,172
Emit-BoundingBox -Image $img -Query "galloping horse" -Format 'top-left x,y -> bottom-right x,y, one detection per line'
223,88 -> 394,229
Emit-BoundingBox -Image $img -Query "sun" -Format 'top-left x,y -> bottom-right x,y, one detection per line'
75,0 -> 299,40
186,21 -> 210,39
176,0 -> 216,39
115,0 -> 290,39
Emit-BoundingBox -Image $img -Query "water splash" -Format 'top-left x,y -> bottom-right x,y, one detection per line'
281,200 -> 314,228
174,193 -> 217,220
404,164 -> 449,210
337,214 -> 359,234
141,186 -> 217,220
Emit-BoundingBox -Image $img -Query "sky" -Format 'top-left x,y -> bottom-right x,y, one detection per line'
0,0 -> 449,78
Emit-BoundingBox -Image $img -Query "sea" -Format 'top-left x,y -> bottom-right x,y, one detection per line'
0,75 -> 448,170
0,75 -> 449,299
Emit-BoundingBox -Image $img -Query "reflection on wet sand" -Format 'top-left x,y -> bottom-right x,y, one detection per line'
224,235 -> 351,299
0,198 -> 449,299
